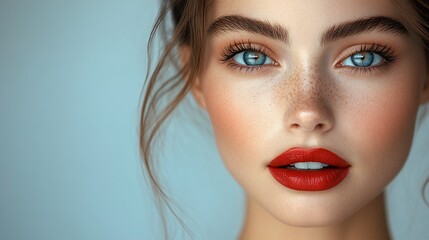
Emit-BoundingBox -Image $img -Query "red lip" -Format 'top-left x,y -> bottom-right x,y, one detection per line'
268,148 -> 350,191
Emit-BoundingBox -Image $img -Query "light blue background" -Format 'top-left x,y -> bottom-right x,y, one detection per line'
0,1 -> 428,240
0,1 -> 244,239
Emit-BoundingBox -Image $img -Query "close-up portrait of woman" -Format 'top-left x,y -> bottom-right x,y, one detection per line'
1,0 -> 429,240
141,0 -> 429,239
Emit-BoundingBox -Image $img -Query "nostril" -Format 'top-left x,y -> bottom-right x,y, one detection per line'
287,109 -> 334,133
288,121 -> 332,132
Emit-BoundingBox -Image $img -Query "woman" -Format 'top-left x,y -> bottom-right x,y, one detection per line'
141,0 -> 429,239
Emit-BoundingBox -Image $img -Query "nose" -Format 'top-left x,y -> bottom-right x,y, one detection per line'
284,72 -> 334,134
288,108 -> 333,133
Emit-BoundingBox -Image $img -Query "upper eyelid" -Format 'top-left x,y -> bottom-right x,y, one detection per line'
221,41 -> 278,60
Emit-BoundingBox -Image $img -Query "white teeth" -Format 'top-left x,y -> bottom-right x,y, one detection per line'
291,162 -> 329,170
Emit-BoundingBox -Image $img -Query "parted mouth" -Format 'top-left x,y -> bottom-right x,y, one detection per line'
281,162 -> 331,170
267,147 -> 351,191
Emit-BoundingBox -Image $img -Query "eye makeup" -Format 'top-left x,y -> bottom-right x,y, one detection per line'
218,39 -> 398,75
219,40 -> 279,73
335,43 -> 397,75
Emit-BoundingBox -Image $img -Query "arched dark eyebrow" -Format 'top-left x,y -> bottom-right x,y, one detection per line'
207,15 -> 409,45
321,16 -> 408,44
208,15 -> 289,44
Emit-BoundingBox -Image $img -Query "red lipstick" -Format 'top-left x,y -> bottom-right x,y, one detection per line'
268,148 -> 350,191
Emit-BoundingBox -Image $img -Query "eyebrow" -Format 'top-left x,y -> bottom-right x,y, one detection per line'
321,16 -> 408,44
207,15 -> 409,45
208,15 -> 289,44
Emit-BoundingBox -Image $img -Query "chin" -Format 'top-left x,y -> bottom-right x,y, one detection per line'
260,190 -> 365,228
273,208 -> 352,228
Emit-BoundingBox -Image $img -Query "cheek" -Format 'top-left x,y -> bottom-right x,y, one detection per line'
203,84 -> 252,149
200,71 -> 277,173
351,88 -> 417,153
342,74 -> 421,189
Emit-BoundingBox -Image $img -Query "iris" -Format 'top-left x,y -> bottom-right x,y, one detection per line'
233,50 -> 273,66
351,52 -> 375,67
342,51 -> 384,68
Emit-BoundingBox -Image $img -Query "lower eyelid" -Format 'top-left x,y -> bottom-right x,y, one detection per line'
225,61 -> 280,74
336,61 -> 393,75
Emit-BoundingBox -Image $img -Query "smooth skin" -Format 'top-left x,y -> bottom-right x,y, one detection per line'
186,0 -> 429,239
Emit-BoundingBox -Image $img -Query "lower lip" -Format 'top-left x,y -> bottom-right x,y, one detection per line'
268,167 -> 350,191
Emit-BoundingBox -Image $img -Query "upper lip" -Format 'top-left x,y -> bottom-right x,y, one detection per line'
268,147 -> 350,168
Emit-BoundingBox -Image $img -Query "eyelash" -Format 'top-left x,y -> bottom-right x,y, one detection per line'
220,41 -> 397,74
220,40 -> 275,73
337,43 -> 397,75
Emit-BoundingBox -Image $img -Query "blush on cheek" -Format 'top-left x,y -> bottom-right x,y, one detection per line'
350,85 -> 419,172
204,96 -> 260,182
203,85 -> 253,157
209,101 -> 247,148
202,75 -> 277,175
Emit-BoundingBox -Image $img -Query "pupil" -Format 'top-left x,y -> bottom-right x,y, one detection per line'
351,52 -> 374,67
243,51 -> 266,66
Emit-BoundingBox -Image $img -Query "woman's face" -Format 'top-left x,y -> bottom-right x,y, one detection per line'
192,0 -> 429,226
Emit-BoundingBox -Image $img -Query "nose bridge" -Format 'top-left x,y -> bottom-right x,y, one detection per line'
288,65 -> 327,109
294,66 -> 323,102
284,65 -> 335,133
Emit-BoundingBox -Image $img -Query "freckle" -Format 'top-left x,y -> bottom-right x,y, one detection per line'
273,65 -> 347,111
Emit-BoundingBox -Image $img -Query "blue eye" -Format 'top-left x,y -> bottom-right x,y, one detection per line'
232,50 -> 274,66
342,52 -> 383,67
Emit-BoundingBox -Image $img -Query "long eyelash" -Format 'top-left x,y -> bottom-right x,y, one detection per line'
219,40 -> 274,73
342,43 -> 397,74
220,40 -> 270,62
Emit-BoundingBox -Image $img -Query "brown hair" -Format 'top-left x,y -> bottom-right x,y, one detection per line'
140,0 -> 211,238
140,0 -> 429,238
